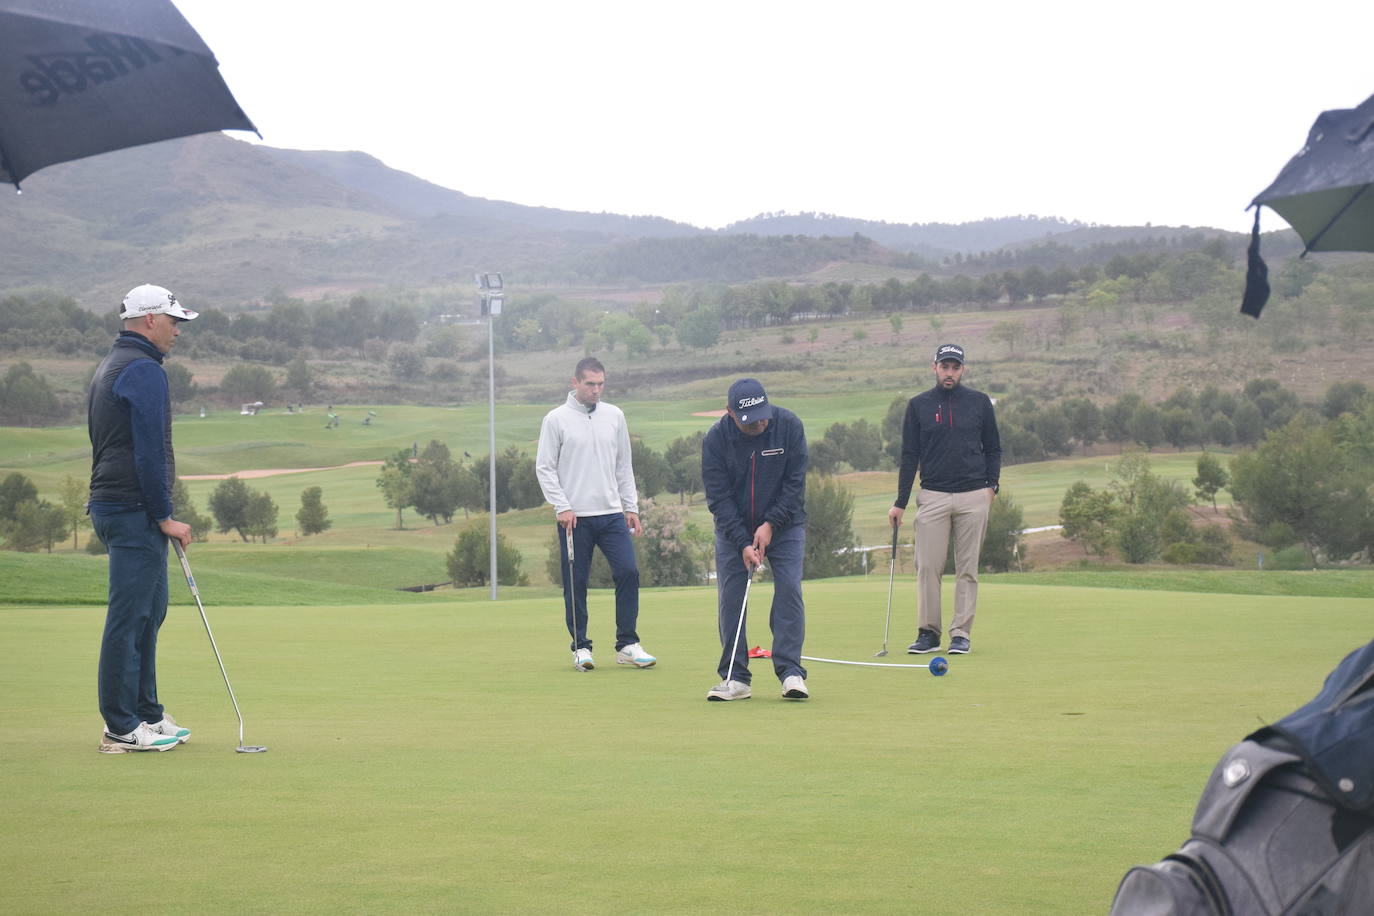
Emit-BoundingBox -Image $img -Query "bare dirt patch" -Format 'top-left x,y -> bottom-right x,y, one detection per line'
181,460 -> 383,481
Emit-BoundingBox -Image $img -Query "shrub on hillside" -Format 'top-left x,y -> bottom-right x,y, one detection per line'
1230,410 -> 1374,564
802,474 -> 861,579
219,364 -> 277,404
982,492 -> 1027,572
1266,544 -> 1314,570
0,362 -> 64,426
296,486 -> 331,536
245,491 -> 279,543
638,501 -> 710,587
210,476 -> 277,542
448,523 -> 528,587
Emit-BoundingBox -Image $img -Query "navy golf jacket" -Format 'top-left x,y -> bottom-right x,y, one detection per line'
701,406 -> 808,550
87,331 -> 176,521
894,383 -> 1001,508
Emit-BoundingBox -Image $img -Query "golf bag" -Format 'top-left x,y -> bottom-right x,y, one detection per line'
1109,639 -> 1374,915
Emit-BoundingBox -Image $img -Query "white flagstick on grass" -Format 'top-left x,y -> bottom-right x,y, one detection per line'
802,655 -> 949,676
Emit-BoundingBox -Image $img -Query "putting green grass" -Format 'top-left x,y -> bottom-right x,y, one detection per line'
3,578 -> 1370,914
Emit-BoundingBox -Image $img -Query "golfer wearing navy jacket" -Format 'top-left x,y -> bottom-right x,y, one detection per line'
888,344 -> 1001,656
701,379 -> 809,701
87,284 -> 198,754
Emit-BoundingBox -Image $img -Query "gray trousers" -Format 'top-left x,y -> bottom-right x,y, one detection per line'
914,488 -> 991,639
715,525 -> 806,684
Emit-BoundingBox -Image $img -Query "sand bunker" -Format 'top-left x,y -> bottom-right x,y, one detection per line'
181,460 -> 383,481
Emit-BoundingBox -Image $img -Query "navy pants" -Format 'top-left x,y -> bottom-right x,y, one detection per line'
93,509 -> 168,734
714,524 -> 806,685
556,513 -> 640,652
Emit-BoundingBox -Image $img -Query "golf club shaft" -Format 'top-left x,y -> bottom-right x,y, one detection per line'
564,525 -> 578,651
723,566 -> 752,684
172,539 -> 246,746
878,523 -> 898,654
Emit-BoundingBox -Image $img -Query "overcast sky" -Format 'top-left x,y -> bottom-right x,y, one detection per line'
174,0 -> 1370,234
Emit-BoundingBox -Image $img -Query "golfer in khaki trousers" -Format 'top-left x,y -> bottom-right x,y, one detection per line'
888,344 -> 1002,656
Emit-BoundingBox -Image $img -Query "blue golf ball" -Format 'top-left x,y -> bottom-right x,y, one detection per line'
929,656 -> 949,677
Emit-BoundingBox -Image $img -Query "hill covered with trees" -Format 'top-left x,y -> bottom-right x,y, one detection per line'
2,132 -> 1287,310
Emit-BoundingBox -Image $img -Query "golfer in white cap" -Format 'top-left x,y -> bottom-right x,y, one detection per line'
88,284 -> 198,753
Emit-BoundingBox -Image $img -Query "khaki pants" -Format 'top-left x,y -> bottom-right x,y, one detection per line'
914,488 -> 991,639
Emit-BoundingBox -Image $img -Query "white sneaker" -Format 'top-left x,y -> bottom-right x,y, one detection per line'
615,643 -> 656,668
147,715 -> 191,743
573,648 -> 595,671
782,675 -> 809,699
99,722 -> 181,754
707,679 -> 751,701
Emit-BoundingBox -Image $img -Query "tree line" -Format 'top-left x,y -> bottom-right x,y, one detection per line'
3,237 -> 1369,425
801,377 -> 1335,474
1059,389 -> 1374,567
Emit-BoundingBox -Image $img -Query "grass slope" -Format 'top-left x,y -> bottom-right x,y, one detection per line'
3,546 -> 1369,609
3,579 -> 1371,914
3,400 -> 1248,591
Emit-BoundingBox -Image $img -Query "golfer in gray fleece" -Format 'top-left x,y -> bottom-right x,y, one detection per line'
535,357 -> 656,671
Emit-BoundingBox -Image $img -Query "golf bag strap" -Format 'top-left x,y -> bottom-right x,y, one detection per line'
1160,852 -> 1231,915
1109,854 -> 1232,916
1191,740 -> 1301,842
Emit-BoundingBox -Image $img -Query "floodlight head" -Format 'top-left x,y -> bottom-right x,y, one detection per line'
477,292 -> 504,316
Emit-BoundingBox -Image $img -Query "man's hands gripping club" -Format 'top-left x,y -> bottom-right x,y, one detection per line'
558,509 -> 642,536
741,520 -> 773,571
159,517 -> 192,549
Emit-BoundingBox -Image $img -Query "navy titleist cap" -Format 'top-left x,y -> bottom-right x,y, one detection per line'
728,378 -> 773,424
935,343 -> 965,364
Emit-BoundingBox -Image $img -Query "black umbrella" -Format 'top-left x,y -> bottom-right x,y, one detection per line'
1242,92 -> 1374,317
0,0 -> 257,189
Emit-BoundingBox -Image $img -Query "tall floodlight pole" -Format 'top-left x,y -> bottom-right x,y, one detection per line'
476,273 -> 504,600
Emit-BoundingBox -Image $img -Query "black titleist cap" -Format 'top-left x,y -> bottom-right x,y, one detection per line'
935,343 -> 965,364
727,378 -> 773,423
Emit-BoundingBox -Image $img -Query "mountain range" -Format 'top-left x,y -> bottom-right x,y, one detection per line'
0,133 -> 1242,309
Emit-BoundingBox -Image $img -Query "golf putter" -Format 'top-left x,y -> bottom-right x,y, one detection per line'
565,526 -> 587,672
171,539 -> 266,753
723,563 -> 754,685
875,521 -> 899,657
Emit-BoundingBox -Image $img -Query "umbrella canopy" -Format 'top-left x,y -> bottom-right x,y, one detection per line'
1243,92 -> 1374,317
1253,92 -> 1374,252
0,0 -> 257,189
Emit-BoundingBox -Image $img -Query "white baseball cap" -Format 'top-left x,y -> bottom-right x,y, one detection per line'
120,284 -> 198,320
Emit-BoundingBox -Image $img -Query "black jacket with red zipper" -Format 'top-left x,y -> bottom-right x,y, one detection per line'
701,406 -> 809,550
894,383 -> 1001,508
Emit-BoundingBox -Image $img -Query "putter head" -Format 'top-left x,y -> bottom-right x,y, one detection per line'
236,745 -> 268,753
874,649 -> 889,657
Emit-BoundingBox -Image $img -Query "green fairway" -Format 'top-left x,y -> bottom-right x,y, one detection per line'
1,397 -> 1239,593
3,578 -> 1370,914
